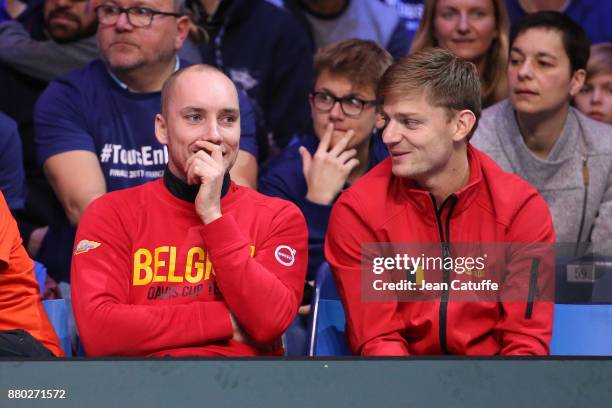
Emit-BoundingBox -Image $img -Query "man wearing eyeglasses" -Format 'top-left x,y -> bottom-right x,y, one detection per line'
259,40 -> 392,353
33,0 -> 258,285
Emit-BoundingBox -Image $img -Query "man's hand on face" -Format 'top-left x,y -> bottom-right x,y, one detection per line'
300,123 -> 360,205
186,140 -> 225,224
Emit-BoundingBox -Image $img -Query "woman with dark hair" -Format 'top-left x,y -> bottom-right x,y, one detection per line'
472,12 -> 612,246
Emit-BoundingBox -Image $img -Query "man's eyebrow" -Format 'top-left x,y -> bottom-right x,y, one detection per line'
179,106 -> 206,114
178,107 -> 239,115
510,47 -> 558,61
381,109 -> 422,119
535,52 -> 558,61
316,87 -> 367,99
219,108 -> 239,115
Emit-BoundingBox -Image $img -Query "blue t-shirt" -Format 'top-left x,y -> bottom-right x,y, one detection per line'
505,0 -> 612,44
259,132 -> 388,280
0,0 -> 10,24
0,112 -> 26,210
35,59 -> 258,192
379,0 -> 424,45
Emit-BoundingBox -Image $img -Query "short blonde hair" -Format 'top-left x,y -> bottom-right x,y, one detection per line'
409,0 -> 509,108
378,48 -> 481,139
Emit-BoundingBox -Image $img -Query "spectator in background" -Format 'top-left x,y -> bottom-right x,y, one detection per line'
574,43 -> 612,125
34,0 -> 258,284
0,191 -> 63,357
410,0 -> 510,108
186,0 -> 313,159
283,0 -> 412,60
505,0 -> 612,45
0,0 -> 98,81
259,40 -> 392,354
472,12 -> 612,246
260,39 -> 391,286
0,112 -> 26,212
0,0 -> 98,261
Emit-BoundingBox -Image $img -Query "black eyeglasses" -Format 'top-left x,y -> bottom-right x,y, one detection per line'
310,91 -> 380,117
95,4 -> 182,28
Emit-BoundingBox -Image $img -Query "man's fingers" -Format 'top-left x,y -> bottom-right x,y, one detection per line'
186,153 -> 224,185
298,304 -> 311,316
319,122 -> 333,152
211,147 -> 223,165
345,158 -> 360,174
329,129 -> 355,156
299,146 -> 312,175
196,140 -> 224,165
337,148 -> 358,165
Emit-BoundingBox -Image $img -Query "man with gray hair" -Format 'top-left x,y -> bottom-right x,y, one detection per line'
34,0 -> 258,284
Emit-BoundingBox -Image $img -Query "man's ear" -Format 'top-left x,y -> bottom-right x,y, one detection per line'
155,113 -> 169,145
452,110 -> 477,143
569,69 -> 586,97
175,16 -> 191,49
375,112 -> 386,130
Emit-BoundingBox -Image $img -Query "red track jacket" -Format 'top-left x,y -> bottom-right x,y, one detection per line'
325,146 -> 555,356
72,180 -> 307,357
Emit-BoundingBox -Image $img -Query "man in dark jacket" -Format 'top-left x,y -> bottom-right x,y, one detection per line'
187,0 -> 313,160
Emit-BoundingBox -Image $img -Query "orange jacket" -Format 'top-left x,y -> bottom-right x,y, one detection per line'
0,192 -> 63,356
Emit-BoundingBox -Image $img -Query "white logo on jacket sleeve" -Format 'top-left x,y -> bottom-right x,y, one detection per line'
74,240 -> 101,255
274,245 -> 296,267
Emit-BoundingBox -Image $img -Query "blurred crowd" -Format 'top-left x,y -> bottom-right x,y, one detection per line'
0,0 -> 610,357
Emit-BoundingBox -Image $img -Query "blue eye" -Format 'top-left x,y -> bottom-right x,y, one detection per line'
402,119 -> 420,128
470,9 -> 487,18
185,114 -> 202,123
220,115 -> 238,125
440,10 -> 457,19
131,7 -> 153,17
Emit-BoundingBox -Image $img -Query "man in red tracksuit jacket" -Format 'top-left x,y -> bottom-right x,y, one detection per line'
325,48 -> 555,356
71,65 -> 308,357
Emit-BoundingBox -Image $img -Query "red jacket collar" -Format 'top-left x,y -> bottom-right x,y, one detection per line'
392,145 -> 484,218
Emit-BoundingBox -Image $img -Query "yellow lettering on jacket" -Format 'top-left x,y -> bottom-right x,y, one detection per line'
185,247 -> 205,284
132,245 -> 257,286
133,248 -> 153,286
166,246 -> 180,282
151,246 -> 180,283
153,246 -> 168,283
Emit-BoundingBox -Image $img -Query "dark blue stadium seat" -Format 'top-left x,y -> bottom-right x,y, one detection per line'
42,299 -> 72,357
307,262 -> 351,356
34,261 -> 47,294
550,304 -> 612,356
